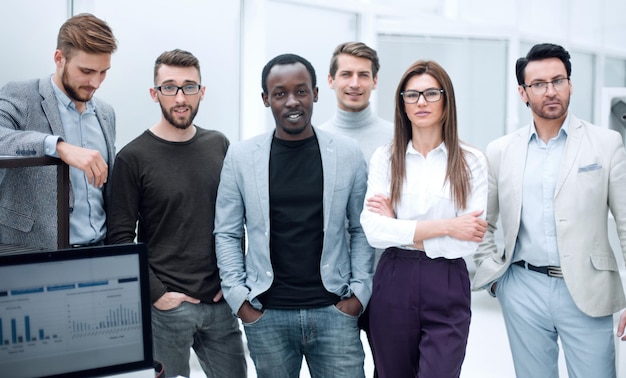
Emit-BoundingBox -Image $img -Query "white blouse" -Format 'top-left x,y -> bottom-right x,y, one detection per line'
360,141 -> 488,259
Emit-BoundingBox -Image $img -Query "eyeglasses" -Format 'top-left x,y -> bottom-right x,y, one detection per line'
154,84 -> 201,96
521,78 -> 570,95
400,88 -> 444,104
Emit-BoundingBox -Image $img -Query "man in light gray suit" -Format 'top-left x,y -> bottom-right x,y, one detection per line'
214,53 -> 373,378
0,13 -> 117,250
473,43 -> 626,377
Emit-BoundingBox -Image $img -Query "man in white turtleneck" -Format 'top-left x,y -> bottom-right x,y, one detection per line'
319,41 -> 393,164
319,41 -> 393,378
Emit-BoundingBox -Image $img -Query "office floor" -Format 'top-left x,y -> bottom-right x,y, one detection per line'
188,290 -> 572,378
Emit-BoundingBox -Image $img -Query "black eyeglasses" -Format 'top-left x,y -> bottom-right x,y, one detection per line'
521,78 -> 570,95
154,84 -> 201,96
400,88 -> 444,104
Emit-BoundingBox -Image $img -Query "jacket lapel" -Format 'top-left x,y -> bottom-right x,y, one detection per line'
39,78 -> 65,136
509,128 -> 529,214
316,129 -> 336,231
254,132 -> 273,230
555,116 -> 583,198
93,100 -> 116,165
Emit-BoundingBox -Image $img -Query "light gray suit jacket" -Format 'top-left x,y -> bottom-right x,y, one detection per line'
214,127 -> 374,315
0,77 -> 116,249
473,115 -> 626,317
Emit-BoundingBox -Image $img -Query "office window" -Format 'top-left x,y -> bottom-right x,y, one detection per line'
604,57 -> 626,87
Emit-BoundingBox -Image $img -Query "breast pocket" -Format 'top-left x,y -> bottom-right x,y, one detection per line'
575,161 -> 604,195
578,163 -> 602,173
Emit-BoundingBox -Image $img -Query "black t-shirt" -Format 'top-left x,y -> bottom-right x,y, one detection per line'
258,134 -> 340,308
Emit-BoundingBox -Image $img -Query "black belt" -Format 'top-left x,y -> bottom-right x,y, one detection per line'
70,240 -> 104,248
513,260 -> 563,278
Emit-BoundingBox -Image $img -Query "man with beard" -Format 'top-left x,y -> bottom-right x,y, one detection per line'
106,49 -> 247,378
473,43 -> 626,377
214,53 -> 373,377
0,13 -> 117,250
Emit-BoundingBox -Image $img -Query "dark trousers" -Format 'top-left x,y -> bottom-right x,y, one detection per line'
369,247 -> 471,378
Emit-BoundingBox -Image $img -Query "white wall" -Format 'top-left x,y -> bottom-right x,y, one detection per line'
72,0 -> 241,148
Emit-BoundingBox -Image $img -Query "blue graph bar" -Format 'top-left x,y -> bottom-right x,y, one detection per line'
25,315 -> 30,342
11,318 -> 16,344
1,316 -> 50,344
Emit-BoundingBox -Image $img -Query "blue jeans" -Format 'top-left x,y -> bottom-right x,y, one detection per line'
151,301 -> 246,378
243,305 -> 365,378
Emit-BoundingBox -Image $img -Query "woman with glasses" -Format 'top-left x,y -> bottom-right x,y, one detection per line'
360,60 -> 489,378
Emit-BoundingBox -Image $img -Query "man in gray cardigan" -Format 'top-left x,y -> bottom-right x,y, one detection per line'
0,13 -> 117,250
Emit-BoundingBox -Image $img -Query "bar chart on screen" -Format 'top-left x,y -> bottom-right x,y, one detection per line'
0,268 -> 146,375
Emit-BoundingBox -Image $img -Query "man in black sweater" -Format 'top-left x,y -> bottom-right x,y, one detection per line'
107,49 -> 246,378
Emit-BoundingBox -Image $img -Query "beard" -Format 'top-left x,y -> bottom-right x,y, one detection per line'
529,95 -> 570,121
61,67 -> 95,103
160,102 -> 200,130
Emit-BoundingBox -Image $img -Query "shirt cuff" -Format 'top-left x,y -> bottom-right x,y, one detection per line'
44,135 -> 62,157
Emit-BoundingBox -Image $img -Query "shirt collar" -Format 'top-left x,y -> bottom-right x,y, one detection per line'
529,113 -> 570,143
406,140 -> 448,156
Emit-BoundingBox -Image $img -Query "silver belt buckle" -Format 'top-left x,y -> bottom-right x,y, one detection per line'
547,266 -> 563,278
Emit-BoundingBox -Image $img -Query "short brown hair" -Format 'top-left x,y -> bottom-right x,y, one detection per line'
153,49 -> 202,84
328,41 -> 380,78
56,13 -> 117,59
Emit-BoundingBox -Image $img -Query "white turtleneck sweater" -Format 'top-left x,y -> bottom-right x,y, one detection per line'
319,104 -> 393,267
318,104 -> 393,165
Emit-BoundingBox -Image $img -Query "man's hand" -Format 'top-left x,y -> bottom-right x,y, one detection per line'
56,141 -> 108,187
213,289 -> 223,302
617,310 -> 626,341
335,296 -> 363,317
153,291 -> 200,311
237,301 -> 263,323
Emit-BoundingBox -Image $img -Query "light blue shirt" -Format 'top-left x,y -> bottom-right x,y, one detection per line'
514,116 -> 569,267
46,77 -> 108,245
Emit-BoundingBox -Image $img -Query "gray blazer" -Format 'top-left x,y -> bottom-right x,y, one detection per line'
214,127 -> 374,315
0,77 -> 116,249
472,115 -> 626,317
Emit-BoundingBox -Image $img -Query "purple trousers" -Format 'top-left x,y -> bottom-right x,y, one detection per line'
369,247 -> 471,378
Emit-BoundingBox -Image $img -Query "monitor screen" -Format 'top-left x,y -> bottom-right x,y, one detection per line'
0,244 -> 153,378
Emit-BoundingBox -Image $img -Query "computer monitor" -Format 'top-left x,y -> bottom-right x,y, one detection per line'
0,243 -> 154,378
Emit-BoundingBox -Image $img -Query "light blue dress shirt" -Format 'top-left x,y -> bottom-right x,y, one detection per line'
44,78 -> 107,245
514,116 -> 569,267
